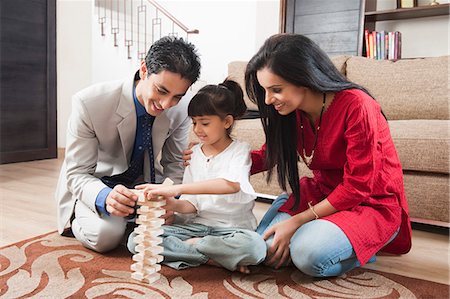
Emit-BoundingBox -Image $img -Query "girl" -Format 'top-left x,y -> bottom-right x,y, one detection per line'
245,34 -> 412,277
127,79 -> 266,274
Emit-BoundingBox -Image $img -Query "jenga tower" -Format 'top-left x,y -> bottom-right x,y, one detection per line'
130,178 -> 173,283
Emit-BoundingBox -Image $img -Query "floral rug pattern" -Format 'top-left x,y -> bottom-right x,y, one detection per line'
0,231 -> 447,298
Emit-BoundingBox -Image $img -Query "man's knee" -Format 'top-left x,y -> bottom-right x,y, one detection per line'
72,217 -> 126,253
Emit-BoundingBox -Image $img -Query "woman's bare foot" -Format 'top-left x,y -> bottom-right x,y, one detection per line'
183,237 -> 202,245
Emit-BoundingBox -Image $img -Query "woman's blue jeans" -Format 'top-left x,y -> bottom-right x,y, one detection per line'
256,194 -> 397,277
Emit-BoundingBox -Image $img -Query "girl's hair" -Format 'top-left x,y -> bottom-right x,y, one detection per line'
188,78 -> 247,135
245,33 -> 371,210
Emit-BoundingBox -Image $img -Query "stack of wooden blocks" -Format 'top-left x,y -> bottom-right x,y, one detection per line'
130,179 -> 173,283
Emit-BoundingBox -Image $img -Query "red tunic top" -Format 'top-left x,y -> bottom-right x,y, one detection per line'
251,89 -> 412,265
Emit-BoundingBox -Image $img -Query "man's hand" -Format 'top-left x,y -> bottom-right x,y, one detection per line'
105,184 -> 138,217
182,141 -> 198,166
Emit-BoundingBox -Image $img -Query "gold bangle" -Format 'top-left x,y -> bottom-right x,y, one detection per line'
308,201 -> 320,220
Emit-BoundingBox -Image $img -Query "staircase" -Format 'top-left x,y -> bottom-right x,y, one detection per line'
95,0 -> 199,60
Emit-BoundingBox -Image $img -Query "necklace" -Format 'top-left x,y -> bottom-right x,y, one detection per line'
299,93 -> 326,167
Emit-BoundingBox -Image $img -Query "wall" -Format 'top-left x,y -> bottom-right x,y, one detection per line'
57,0 -> 93,149
56,0 -> 449,147
375,0 -> 449,58
57,0 -> 280,147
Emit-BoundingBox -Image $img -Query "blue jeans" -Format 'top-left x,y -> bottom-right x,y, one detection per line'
128,223 -> 266,271
257,194 -> 397,277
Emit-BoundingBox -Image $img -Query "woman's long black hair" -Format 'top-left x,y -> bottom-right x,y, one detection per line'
245,34 -> 371,210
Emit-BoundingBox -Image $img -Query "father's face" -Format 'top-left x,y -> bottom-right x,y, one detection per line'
136,62 -> 192,117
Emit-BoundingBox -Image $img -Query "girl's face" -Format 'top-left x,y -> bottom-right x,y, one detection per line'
256,67 -> 307,115
191,115 -> 232,146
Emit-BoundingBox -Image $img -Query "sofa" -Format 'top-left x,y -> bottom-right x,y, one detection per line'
225,55 -> 449,226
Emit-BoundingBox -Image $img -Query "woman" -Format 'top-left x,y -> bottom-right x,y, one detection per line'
245,33 -> 412,277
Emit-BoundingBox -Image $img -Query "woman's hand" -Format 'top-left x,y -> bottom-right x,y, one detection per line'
182,141 -> 198,166
263,217 -> 300,269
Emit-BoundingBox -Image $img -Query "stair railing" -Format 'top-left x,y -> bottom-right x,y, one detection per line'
95,0 -> 199,60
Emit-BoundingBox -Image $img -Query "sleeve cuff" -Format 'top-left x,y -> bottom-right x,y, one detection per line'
95,186 -> 112,216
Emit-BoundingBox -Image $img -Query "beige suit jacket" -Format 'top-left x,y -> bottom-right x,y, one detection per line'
55,76 -> 192,233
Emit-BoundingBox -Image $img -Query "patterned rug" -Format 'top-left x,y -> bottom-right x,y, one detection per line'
1,231 -> 448,299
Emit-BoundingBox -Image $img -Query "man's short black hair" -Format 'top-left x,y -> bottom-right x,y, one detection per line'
145,36 -> 201,84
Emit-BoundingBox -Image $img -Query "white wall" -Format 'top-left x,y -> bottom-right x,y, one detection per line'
57,0 -> 93,149
375,0 -> 449,58
57,0 -> 449,147
58,0 -> 280,147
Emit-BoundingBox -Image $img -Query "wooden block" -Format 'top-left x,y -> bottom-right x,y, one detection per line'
135,244 -> 164,255
131,272 -> 161,283
131,263 -> 161,273
134,226 -> 164,237
130,189 -> 145,201
137,206 -> 165,217
133,235 -> 162,244
136,217 -> 165,227
139,199 -> 166,208
132,253 -> 163,264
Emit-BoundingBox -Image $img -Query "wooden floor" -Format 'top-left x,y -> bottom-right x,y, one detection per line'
0,156 -> 449,285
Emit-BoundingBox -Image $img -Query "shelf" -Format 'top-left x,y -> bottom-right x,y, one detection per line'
365,3 -> 450,22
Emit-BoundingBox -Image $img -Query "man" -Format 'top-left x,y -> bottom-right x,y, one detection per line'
55,36 -> 201,253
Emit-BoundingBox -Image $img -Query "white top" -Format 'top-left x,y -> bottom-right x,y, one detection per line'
179,139 -> 257,230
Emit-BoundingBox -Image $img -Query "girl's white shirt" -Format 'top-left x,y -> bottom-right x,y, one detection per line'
179,139 -> 257,230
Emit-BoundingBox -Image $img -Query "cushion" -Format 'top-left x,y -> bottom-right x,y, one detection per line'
389,120 -> 449,174
228,61 -> 257,111
404,171 -> 449,223
346,56 -> 449,120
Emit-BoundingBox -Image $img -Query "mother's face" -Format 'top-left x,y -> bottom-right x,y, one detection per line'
256,67 -> 307,116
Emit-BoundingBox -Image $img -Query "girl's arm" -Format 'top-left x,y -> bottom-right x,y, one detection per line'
137,178 -> 240,199
164,197 -> 197,214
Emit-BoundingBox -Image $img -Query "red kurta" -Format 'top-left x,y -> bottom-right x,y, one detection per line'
251,89 -> 412,265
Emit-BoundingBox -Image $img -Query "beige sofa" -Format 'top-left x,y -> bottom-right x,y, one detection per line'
226,55 -> 449,226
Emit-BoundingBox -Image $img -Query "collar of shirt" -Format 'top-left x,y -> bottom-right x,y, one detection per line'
133,86 -> 148,118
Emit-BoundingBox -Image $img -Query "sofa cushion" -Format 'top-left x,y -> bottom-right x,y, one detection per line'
227,55 -> 349,112
389,120 -> 449,174
404,171 -> 449,223
346,56 -> 449,120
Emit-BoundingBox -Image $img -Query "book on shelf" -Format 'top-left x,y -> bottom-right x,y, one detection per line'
364,30 -> 402,60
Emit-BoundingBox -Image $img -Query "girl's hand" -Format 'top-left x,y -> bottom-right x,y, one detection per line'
136,184 -> 182,199
263,217 -> 299,269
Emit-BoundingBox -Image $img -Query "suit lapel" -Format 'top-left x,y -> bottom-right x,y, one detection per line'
117,78 -> 136,162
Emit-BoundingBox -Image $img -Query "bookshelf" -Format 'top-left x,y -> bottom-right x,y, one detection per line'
361,1 -> 449,56
365,3 -> 450,22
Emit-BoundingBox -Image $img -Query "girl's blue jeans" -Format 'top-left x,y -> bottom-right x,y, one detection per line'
257,194 -> 398,277
128,223 -> 266,271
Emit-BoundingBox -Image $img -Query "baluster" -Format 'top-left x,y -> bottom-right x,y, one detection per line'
98,0 -> 106,36
137,0 -> 147,60
152,9 -> 161,44
124,0 -> 133,59
168,22 -> 178,37
110,0 -> 119,47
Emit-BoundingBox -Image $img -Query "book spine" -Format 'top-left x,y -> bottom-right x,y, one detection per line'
364,30 -> 370,58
